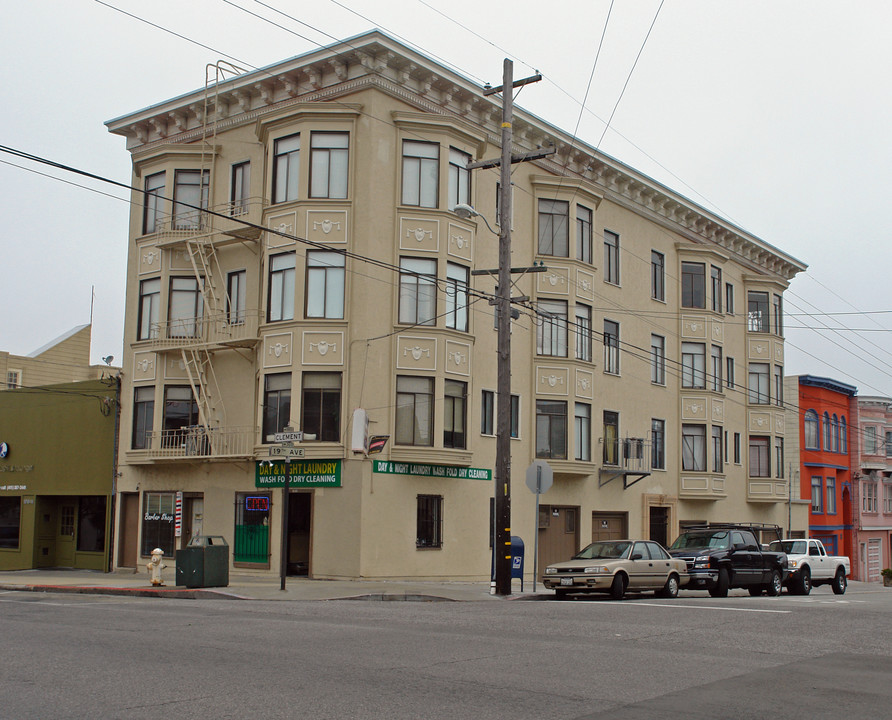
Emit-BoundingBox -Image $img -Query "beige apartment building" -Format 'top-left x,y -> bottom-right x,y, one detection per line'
105,31 -> 806,582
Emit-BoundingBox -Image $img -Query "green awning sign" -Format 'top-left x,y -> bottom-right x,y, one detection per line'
255,460 -> 341,488
372,460 -> 491,481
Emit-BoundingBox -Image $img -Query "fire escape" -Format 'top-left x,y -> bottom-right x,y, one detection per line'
146,61 -> 263,460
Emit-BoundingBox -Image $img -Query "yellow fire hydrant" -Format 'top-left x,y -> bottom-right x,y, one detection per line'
146,547 -> 167,586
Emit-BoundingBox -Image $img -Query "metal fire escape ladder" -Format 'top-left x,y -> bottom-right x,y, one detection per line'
180,346 -> 226,453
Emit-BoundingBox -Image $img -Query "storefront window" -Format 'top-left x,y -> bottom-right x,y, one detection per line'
0,496 -> 21,549
234,492 -> 270,565
76,496 -> 107,553
141,492 -> 176,557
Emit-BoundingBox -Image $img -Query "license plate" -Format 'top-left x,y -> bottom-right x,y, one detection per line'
560,577 -> 573,586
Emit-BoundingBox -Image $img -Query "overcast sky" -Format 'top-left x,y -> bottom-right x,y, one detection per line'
2,1 -> 891,394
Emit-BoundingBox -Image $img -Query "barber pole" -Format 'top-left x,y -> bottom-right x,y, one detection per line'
175,491 -> 183,537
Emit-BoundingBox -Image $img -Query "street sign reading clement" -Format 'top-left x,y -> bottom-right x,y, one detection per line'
255,460 -> 341,488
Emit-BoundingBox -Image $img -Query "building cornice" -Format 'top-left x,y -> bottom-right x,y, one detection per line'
106,30 -> 806,281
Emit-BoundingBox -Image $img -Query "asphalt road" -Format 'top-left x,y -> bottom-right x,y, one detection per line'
1,586 -> 889,719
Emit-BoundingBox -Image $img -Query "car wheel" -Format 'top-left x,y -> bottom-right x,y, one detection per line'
748,586 -> 762,597
765,569 -> 782,596
660,573 -> 679,599
610,573 -> 626,600
832,568 -> 847,595
709,568 -> 730,598
796,568 -> 811,596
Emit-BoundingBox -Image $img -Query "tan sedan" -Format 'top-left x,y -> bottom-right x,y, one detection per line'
543,539 -> 688,599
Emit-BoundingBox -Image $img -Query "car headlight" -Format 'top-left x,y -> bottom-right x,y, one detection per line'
788,560 -> 798,568
584,566 -> 609,574
545,567 -> 557,575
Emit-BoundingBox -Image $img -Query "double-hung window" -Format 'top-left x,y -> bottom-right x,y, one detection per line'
444,380 -> 467,449
748,291 -> 769,332
448,148 -> 471,210
273,134 -> 300,204
230,161 -> 250,215
575,403 -> 591,461
725,283 -> 735,314
396,376 -> 434,446
305,251 -> 345,319
577,205 -> 593,263
575,305 -> 592,361
262,373 -> 292,442
603,320 -> 620,374
173,169 -> 208,230
775,437 -> 785,478
603,411 -> 619,465
268,252 -> 295,322
402,141 -> 439,208
651,334 -> 665,385
143,171 -> 165,234
310,132 -> 349,198
712,426 -> 723,473
748,363 -> 770,404
826,476 -> 836,514
651,251 -> 665,301
774,366 -> 784,407
138,278 -> 161,341
399,258 -> 437,325
681,342 -> 706,389
811,476 -> 824,513
536,400 -> 567,459
445,263 -> 469,331
711,345 -> 723,392
168,277 -> 203,338
603,230 -> 620,285
773,294 -> 783,336
162,386 -> 199,437
682,425 -> 706,471
536,300 -> 568,357
681,262 -> 705,308
481,390 -> 519,438
537,199 -> 569,256
711,266 -> 722,312
726,356 -> 736,389
227,270 -> 246,325
862,480 -> 878,512
651,419 -> 665,470
132,386 -> 154,450
301,372 -> 340,442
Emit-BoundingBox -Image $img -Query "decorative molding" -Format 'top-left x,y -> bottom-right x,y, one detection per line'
444,339 -> 471,376
682,316 -> 707,339
263,332 -> 293,368
302,331 -> 344,365
138,245 -> 163,275
399,217 -> 439,252
536,366 -> 569,396
396,335 -> 437,371
576,269 -> 596,301
306,210 -> 348,244
575,369 -> 594,399
537,267 -> 569,295
446,222 -> 473,261
132,352 -> 156,381
682,397 -> 706,419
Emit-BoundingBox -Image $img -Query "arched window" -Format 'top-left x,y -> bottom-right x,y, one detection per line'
832,414 -> 839,453
840,416 -> 847,453
804,410 -> 819,449
822,412 -> 831,450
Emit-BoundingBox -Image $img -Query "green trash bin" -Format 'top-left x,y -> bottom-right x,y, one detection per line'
175,535 -> 229,588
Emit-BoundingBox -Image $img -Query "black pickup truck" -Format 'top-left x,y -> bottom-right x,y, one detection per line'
668,524 -> 788,597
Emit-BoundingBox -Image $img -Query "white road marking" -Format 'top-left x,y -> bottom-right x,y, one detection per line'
613,601 -> 791,613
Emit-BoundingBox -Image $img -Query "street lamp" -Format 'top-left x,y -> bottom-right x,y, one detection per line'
453,203 -> 497,235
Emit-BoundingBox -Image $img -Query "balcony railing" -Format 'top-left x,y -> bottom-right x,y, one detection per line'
145,310 -> 261,350
141,425 -> 258,460
147,197 -> 267,246
599,437 -> 652,488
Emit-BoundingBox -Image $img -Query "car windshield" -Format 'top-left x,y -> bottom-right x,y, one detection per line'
670,531 -> 730,550
573,541 -> 631,560
770,540 -> 806,554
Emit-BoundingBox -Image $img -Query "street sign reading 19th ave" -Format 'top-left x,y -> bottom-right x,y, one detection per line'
269,446 -> 305,458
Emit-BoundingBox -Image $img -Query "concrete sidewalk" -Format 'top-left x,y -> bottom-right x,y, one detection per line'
0,568 -> 541,602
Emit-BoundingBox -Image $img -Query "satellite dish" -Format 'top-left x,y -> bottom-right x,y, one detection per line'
102,355 -> 114,366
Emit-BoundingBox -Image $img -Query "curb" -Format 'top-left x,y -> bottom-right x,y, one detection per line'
0,583 -> 244,600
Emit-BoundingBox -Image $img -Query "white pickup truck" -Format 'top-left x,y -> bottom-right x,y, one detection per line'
768,538 -> 850,595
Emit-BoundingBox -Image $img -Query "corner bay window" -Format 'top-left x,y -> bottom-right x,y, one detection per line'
396,376 -> 433,446
681,262 -> 705,308
748,291 -> 769,332
603,320 -> 619,374
132,385 -> 155,449
263,373 -> 292,442
399,258 -> 437,326
402,140 -> 439,208
682,343 -> 705,389
682,424 -> 706,472
273,133 -> 300,204
143,171 -> 165,234
536,400 -> 567,459
173,169 -> 209,230
575,403 -> 591,461
749,436 -> 771,478
162,386 -> 199,448
577,205 -> 592,263
310,132 -> 349,199
138,278 -> 160,341
268,252 -> 296,322
536,300 -> 568,357
448,147 -> 471,210
538,199 -> 569,257
443,380 -> 467,449
481,390 -> 519,438
301,372 -> 340,442
305,251 -> 345,319
445,263 -> 469,331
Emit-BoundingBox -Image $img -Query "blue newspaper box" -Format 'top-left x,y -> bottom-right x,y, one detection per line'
510,535 -> 524,591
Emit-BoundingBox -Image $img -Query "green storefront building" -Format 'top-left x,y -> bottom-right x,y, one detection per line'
0,378 -> 118,571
